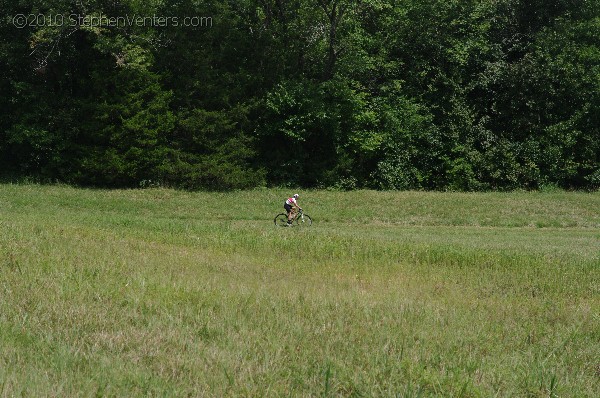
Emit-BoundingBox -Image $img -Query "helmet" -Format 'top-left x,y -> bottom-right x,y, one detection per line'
293,193 -> 299,198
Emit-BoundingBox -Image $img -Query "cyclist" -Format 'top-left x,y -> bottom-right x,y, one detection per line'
284,193 -> 302,225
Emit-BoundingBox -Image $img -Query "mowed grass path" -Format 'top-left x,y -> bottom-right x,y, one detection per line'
0,185 -> 598,397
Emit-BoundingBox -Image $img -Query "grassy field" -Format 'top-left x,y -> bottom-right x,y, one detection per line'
0,184 -> 598,397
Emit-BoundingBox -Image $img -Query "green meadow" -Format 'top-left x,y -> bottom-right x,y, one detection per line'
0,184 -> 598,397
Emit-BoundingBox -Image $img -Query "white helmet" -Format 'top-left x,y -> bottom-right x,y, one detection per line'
293,193 -> 299,198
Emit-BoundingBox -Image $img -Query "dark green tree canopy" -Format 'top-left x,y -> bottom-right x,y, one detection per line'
1,0 -> 598,190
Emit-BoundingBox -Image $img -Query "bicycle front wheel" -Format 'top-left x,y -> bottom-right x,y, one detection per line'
274,213 -> 290,227
294,213 -> 312,227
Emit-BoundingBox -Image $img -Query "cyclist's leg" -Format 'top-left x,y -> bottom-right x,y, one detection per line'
289,207 -> 297,222
284,203 -> 293,223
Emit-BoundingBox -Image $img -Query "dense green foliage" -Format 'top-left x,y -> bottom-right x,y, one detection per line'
2,0 -> 599,190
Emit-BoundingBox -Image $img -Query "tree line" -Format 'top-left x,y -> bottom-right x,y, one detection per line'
1,0 -> 599,190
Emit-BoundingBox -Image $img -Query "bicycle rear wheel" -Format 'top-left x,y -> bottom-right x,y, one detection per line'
274,213 -> 290,227
294,213 -> 312,227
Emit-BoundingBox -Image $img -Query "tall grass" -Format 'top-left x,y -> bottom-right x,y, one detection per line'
0,184 -> 598,396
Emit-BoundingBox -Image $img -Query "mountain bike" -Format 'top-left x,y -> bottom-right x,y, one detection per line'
274,208 -> 312,227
